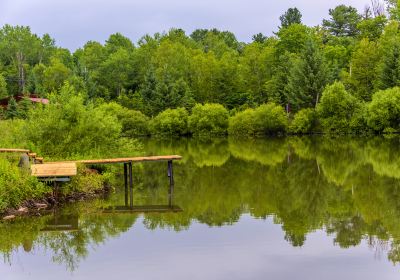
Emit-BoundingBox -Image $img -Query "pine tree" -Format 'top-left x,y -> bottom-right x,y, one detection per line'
18,96 -> 32,119
377,39 -> 400,90
286,39 -> 329,111
279,8 -> 302,29
6,97 -> 20,119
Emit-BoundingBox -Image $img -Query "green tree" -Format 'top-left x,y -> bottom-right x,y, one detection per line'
150,108 -> 189,136
0,73 -> 8,98
376,30 -> 400,90
357,15 -> 387,41
0,25 -> 45,92
316,82 -> 360,132
252,33 -> 267,43
43,58 -> 72,92
323,5 -> 362,37
276,24 -> 310,54
286,38 -> 329,111
188,103 -> 229,135
279,8 -> 302,29
5,97 -> 19,119
367,87 -> 400,132
104,33 -> 134,54
97,48 -> 133,99
346,39 -> 380,100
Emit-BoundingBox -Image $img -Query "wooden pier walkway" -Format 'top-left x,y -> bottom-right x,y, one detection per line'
1,148 -> 181,196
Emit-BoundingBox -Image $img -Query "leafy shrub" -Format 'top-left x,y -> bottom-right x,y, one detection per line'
316,82 -> 359,133
366,87 -> 400,132
228,103 -> 288,136
25,83 -> 140,158
65,164 -> 106,194
0,119 -> 29,148
188,103 -> 229,135
289,108 -> 317,134
0,157 -> 50,212
98,102 -> 150,137
150,108 -> 189,136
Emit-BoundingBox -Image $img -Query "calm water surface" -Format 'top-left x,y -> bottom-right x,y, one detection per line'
1,137 -> 400,280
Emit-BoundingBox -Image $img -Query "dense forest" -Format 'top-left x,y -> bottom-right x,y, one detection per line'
2,1 -> 400,136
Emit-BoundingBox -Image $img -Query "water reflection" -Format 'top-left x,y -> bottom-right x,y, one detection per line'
2,136 -> 400,272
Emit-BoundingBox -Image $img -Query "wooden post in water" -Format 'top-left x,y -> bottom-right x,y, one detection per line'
124,163 -> 128,207
128,162 -> 133,208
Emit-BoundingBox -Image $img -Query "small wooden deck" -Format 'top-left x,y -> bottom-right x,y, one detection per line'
31,163 -> 77,178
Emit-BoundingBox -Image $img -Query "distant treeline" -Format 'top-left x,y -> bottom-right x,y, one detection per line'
1,1 -> 400,133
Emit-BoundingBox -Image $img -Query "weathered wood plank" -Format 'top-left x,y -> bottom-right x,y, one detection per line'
31,163 -> 77,177
46,155 -> 182,165
28,153 -> 37,158
0,148 -> 30,153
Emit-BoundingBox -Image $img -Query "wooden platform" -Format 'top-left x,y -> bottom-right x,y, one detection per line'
31,163 -> 77,177
46,155 -> 182,165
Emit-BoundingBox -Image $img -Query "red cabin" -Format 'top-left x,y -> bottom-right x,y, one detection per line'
0,94 -> 49,108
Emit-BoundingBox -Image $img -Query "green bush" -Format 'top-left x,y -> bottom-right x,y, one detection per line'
25,83 -> 140,158
0,157 -> 50,212
367,87 -> 400,132
0,119 -> 29,148
150,107 -> 189,136
289,108 -> 317,134
98,102 -> 150,137
65,164 -> 106,194
188,103 -> 229,135
228,103 -> 288,136
316,82 -> 360,133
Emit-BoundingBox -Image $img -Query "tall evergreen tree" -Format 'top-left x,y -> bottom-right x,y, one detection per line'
5,97 -> 20,119
376,39 -> 400,89
323,5 -> 362,37
286,39 -> 329,111
279,8 -> 303,29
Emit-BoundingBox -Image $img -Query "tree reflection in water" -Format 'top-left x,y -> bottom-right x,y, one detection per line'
2,136 -> 400,269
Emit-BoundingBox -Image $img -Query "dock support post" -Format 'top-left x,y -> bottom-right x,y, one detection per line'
129,162 -> 133,208
124,163 -> 128,207
167,160 -> 174,186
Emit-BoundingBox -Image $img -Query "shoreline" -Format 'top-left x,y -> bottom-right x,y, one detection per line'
1,187 -> 110,221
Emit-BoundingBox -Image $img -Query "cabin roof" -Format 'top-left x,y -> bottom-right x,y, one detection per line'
0,94 -> 49,107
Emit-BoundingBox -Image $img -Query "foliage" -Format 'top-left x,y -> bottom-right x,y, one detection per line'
25,83 -> 140,158
280,8 -> 302,29
366,87 -> 400,132
0,156 -> 50,212
150,108 -> 189,136
97,102 -> 150,137
322,5 -> 362,37
286,38 -> 329,111
316,82 -> 360,133
188,103 -> 229,135
65,164 -> 106,194
289,108 -> 317,134
0,73 -> 7,98
228,103 -> 288,136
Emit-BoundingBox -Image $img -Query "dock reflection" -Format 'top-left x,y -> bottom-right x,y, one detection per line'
104,180 -> 183,213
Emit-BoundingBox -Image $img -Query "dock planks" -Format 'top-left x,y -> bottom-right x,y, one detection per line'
31,163 -> 77,177
45,155 -> 182,165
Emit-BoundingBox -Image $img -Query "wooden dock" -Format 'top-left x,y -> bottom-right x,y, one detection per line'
44,155 -> 182,165
2,148 -> 181,194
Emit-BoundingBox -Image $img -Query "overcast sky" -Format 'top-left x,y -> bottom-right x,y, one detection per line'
0,0 -> 371,50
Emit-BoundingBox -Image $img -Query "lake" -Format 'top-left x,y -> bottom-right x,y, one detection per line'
1,136 -> 400,280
